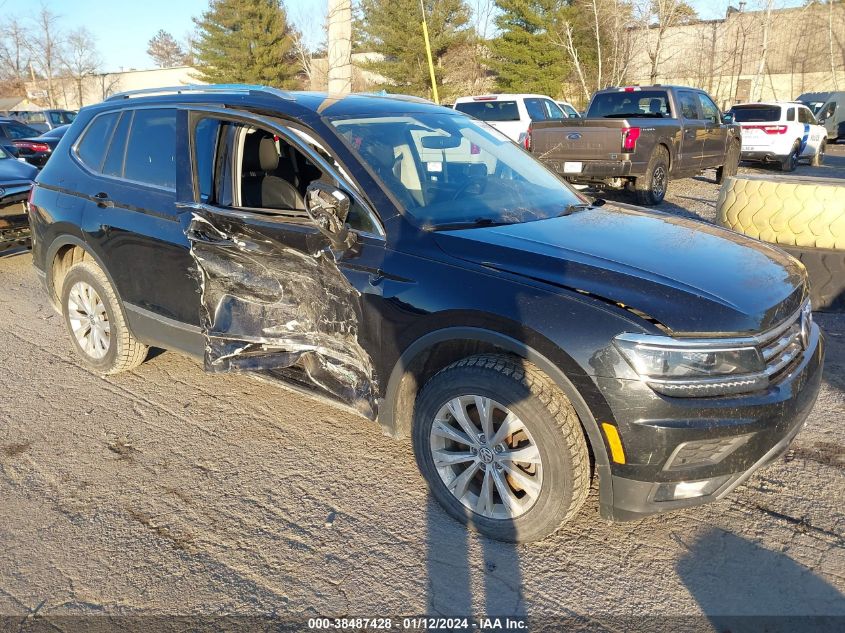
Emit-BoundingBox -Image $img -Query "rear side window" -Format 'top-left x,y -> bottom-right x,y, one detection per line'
194,117 -> 222,202
124,108 -> 177,188
731,106 -> 781,122
524,98 -> 547,121
76,112 -> 120,170
454,100 -> 520,122
588,90 -> 671,118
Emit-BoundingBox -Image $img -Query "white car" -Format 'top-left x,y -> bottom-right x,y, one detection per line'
453,94 -> 565,146
556,101 -> 581,118
729,101 -> 827,171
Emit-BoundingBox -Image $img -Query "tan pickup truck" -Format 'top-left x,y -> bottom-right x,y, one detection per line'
529,86 -> 742,205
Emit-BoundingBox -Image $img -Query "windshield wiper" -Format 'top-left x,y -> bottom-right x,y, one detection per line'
426,218 -> 515,232
558,198 -> 605,217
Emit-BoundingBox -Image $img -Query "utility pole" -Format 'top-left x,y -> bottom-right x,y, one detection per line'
420,0 -> 439,104
327,0 -> 352,95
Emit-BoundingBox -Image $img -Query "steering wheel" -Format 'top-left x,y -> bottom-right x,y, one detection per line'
452,177 -> 487,200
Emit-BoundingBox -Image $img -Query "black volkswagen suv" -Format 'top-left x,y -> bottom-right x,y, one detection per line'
29,86 -> 824,542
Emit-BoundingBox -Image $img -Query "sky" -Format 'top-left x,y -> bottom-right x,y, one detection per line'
0,0 -> 807,74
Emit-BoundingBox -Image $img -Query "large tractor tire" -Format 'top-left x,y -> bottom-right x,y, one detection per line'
717,175 -> 845,312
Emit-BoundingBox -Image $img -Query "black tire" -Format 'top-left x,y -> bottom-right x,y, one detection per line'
413,354 -> 590,543
716,140 -> 741,184
779,142 -> 800,172
634,146 -> 670,205
780,245 -> 845,312
61,260 -> 149,374
810,139 -> 826,167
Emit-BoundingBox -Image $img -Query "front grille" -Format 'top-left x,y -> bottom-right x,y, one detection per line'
756,305 -> 808,381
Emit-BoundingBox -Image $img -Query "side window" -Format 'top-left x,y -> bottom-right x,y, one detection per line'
194,117 -> 222,202
678,92 -> 700,120
787,107 -> 795,122
523,98 -> 547,121
76,112 -> 120,171
543,99 -> 564,119
102,111 -> 132,177
697,93 -> 720,124
799,108 -> 815,124
124,108 -> 176,188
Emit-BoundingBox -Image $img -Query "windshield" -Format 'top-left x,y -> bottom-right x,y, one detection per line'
731,105 -> 781,122
330,112 -> 583,229
588,90 -> 672,118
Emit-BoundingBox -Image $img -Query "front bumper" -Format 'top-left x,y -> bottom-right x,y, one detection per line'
599,323 -> 824,521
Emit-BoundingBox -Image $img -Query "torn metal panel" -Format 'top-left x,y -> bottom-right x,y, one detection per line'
187,211 -> 378,419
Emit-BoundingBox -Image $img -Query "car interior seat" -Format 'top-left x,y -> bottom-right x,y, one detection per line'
241,130 -> 305,210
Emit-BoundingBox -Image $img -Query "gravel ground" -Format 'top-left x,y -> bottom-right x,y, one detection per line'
0,146 -> 843,631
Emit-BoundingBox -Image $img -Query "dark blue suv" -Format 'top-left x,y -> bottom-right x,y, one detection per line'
29,86 -> 824,542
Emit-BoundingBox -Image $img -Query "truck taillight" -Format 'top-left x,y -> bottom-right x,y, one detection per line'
622,127 -> 640,152
519,126 -> 532,151
743,124 -> 788,135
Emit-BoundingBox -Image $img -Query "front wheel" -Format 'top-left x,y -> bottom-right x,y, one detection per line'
811,139 -> 826,167
634,146 -> 670,205
413,355 -> 590,542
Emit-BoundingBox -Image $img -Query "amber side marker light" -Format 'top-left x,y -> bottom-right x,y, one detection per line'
601,423 -> 626,464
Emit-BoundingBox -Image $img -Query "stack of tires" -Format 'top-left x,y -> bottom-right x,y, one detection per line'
717,174 -> 845,312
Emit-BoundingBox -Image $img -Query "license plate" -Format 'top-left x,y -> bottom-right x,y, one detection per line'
563,161 -> 582,173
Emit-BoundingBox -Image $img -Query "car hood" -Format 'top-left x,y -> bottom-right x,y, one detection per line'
0,157 -> 38,182
433,204 -> 806,335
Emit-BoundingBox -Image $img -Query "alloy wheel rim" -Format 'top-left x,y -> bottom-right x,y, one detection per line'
652,165 -> 667,197
429,395 -> 543,520
67,281 -> 110,359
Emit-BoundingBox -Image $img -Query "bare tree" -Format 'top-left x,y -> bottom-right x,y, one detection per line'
61,27 -> 100,108
639,0 -> 696,83
750,0 -> 775,101
828,0 -> 840,90
0,17 -> 32,88
147,30 -> 186,68
554,21 -> 591,102
29,7 -> 63,107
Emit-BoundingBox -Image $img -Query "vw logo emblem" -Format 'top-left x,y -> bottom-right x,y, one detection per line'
566,132 -> 582,140
478,446 -> 495,464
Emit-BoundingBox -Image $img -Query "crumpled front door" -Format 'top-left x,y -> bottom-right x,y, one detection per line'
185,206 -> 381,419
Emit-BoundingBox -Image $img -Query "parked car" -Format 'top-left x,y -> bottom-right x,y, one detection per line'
529,85 -> 742,205
0,117 -> 44,161
556,101 -> 580,118
453,94 -> 566,145
0,144 -> 37,252
13,124 -> 70,168
31,86 -> 823,542
10,109 -> 76,133
797,91 -> 844,142
728,101 -> 827,171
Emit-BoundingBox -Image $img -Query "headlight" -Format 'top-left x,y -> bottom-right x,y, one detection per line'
614,333 -> 767,397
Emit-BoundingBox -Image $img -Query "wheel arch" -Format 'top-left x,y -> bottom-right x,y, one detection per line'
45,235 -> 121,313
379,326 -> 613,504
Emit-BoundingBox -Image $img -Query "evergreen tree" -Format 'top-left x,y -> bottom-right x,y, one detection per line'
489,0 -> 569,96
356,0 -> 472,100
193,0 -> 300,87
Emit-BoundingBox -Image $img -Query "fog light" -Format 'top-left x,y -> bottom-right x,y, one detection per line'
653,474 -> 732,502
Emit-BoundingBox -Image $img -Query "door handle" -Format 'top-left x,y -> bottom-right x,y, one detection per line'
93,192 -> 113,208
185,226 -> 237,249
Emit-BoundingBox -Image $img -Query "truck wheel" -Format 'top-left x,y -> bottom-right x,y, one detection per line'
716,140 -> 741,184
810,140 -> 826,167
413,354 -> 590,543
61,260 -> 149,374
779,142 -> 800,172
634,146 -> 670,205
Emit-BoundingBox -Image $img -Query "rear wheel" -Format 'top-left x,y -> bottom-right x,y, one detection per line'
811,139 -> 826,167
413,354 -> 590,542
634,146 -> 670,205
779,142 -> 800,172
61,260 -> 148,374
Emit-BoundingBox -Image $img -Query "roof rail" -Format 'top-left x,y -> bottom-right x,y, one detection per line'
105,84 -> 294,102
